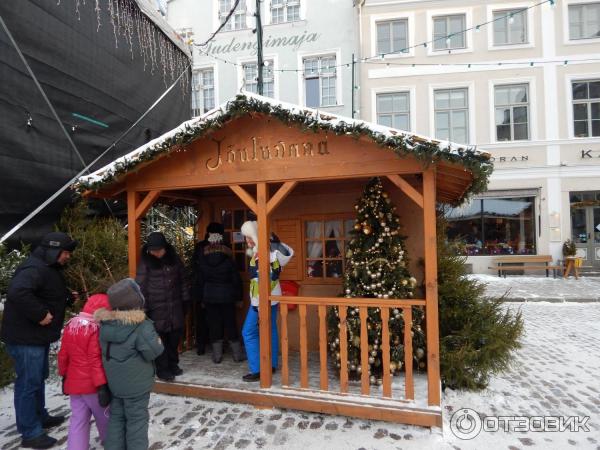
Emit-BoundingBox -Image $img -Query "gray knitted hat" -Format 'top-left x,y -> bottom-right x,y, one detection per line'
107,278 -> 145,311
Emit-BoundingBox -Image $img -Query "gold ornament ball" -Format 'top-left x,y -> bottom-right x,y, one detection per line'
368,356 -> 375,364
416,348 -> 425,359
369,375 -> 376,384
363,226 -> 372,235
354,223 -> 362,230
382,192 -> 389,198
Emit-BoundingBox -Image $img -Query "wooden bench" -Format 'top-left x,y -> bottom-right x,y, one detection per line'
488,255 -> 562,278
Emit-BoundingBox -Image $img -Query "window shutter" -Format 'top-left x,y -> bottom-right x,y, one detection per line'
274,219 -> 302,280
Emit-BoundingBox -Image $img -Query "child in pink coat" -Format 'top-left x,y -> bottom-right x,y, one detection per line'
58,294 -> 111,449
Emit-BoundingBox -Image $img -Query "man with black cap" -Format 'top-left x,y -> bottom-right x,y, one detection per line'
1,231 -> 78,449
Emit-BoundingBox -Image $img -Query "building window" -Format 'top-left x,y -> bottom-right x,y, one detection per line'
221,208 -> 256,271
434,88 -> 469,144
303,55 -> 337,107
494,84 -> 529,141
445,197 -> 537,256
177,27 -> 194,43
572,79 -> 600,137
376,19 -> 408,55
568,2 -> 600,40
433,14 -> 466,51
271,0 -> 301,24
305,218 -> 354,280
242,61 -> 274,97
191,69 -> 215,117
219,0 -> 247,31
493,9 -> 527,45
376,92 -> 410,131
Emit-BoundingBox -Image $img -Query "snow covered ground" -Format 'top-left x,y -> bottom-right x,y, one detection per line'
1,277 -> 599,449
470,274 -> 600,302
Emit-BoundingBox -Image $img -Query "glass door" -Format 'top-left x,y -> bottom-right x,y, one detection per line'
570,206 -> 600,268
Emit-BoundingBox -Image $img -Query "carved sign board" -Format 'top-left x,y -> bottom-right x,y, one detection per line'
205,136 -> 330,171
125,116 -> 428,191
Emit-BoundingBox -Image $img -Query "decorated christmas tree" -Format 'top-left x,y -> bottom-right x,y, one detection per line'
327,177 -> 426,385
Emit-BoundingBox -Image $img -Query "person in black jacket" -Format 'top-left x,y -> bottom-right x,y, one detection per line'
192,223 -> 245,363
1,232 -> 78,449
135,231 -> 190,382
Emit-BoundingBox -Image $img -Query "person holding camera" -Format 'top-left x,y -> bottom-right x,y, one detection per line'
239,221 -> 294,382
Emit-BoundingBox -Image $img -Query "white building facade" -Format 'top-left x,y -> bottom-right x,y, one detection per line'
358,0 -> 600,272
166,0 -> 359,118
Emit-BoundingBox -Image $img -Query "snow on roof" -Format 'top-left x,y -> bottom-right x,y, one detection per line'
77,93 -> 492,194
134,0 -> 191,58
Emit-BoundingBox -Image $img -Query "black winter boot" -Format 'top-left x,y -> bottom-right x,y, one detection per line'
211,341 -> 224,363
229,340 -> 247,362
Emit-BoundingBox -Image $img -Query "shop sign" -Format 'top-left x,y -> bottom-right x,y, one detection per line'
206,137 -> 329,171
581,149 -> 600,158
489,155 -> 529,163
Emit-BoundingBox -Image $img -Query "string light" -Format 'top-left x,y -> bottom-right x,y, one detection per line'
193,0 -> 587,73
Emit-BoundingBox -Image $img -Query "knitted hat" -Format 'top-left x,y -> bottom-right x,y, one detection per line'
240,221 -> 258,247
146,231 -> 168,251
83,293 -> 111,314
107,278 -> 145,310
206,222 -> 225,235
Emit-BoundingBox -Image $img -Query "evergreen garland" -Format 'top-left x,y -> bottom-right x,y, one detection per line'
78,94 -> 492,199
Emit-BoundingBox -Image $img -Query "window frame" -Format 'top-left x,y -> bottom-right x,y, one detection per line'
562,0 -> 600,45
375,91 -> 411,131
487,3 -> 535,50
301,54 -> 338,108
494,83 -> 531,142
492,8 -> 529,46
444,195 -> 538,257
269,0 -> 302,25
570,79 -> 600,138
432,14 -> 467,51
567,1 -> 600,40
488,76 -> 537,143
221,208 -> 256,273
370,12 -> 415,59
241,60 -> 275,98
301,213 -> 355,284
191,67 -> 216,117
432,87 -> 470,145
426,7 -> 473,56
375,18 -> 409,56
217,0 -> 248,31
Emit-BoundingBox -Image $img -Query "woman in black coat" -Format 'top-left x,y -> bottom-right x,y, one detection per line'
192,223 -> 244,363
136,232 -> 190,381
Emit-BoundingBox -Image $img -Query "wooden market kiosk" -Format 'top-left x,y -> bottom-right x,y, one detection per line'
79,93 -> 491,428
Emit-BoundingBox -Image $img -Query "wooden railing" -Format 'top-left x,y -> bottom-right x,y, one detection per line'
271,295 -> 428,403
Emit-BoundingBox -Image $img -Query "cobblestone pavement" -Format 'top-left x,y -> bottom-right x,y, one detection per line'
1,303 -> 599,450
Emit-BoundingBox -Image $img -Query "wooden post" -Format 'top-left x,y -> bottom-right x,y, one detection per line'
127,190 -> 141,278
338,306 -> 348,393
318,304 -> 328,391
359,307 -> 369,396
423,168 -> 441,406
299,304 -> 308,389
403,307 -> 414,400
280,305 -> 289,386
256,182 -> 272,388
381,307 -> 392,398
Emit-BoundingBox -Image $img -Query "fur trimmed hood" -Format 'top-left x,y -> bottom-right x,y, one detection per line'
94,308 -> 146,325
